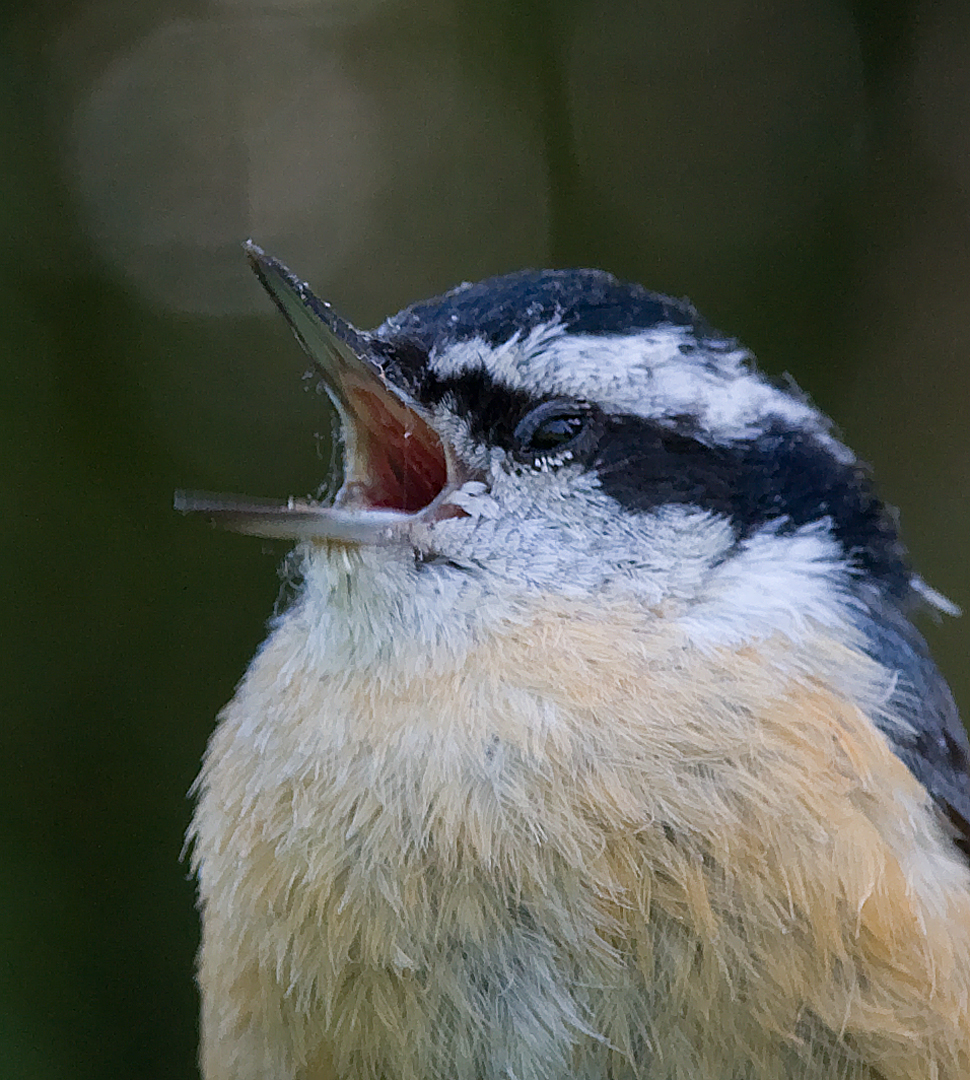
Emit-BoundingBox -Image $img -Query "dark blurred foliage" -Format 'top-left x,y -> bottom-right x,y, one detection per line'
1,1 -> 967,1077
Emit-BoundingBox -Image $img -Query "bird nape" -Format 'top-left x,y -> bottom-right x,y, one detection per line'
179,244 -> 970,1080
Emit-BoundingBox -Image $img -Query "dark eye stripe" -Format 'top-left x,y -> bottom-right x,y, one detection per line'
370,347 -> 538,448
595,415 -> 910,599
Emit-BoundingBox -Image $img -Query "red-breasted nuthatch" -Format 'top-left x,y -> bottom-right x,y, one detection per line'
179,244 -> 970,1080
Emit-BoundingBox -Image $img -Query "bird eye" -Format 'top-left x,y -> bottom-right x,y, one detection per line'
513,400 -> 591,457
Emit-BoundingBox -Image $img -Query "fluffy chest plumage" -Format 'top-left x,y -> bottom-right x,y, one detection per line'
191,597 -> 970,1080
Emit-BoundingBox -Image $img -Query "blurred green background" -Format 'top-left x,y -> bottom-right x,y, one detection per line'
2,1 -> 967,1077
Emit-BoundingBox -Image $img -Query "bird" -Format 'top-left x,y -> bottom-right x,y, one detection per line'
179,243 -> 970,1080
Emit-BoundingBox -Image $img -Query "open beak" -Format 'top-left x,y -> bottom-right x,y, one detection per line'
175,243 -> 451,544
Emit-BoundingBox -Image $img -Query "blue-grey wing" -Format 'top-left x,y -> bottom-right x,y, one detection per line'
860,595 -> 970,861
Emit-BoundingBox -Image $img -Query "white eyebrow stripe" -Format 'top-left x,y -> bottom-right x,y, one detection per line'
429,323 -> 853,463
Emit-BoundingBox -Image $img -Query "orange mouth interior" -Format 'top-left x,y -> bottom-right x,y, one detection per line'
345,389 -> 448,514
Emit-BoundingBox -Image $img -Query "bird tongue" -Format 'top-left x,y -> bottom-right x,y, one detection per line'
174,244 -> 449,541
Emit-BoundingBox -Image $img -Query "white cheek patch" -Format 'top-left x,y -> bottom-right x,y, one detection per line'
677,519 -> 856,649
436,470 -> 740,608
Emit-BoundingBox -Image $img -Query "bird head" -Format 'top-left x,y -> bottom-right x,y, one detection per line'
176,244 -> 954,658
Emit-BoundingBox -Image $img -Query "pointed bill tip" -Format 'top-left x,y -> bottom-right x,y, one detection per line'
243,239 -> 279,280
240,241 -> 375,381
243,241 -> 308,301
